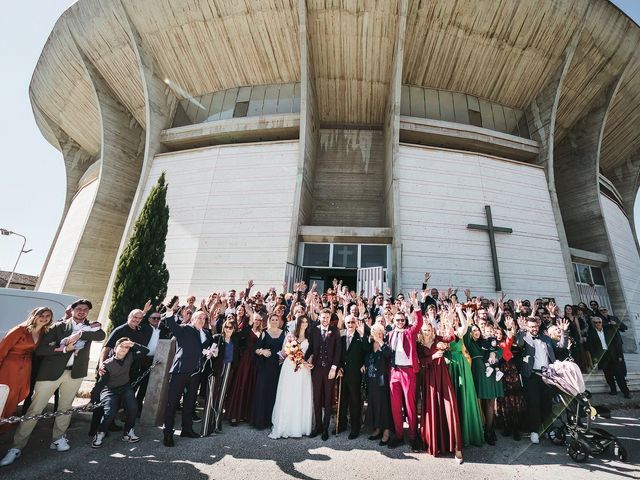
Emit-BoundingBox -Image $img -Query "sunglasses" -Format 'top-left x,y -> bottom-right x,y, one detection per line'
150,316 -> 161,320
224,326 -> 234,330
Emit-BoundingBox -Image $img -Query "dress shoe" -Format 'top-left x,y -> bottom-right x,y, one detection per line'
379,438 -> 389,446
230,419 -> 238,427
484,431 -> 496,446
180,430 -> 200,438
321,430 -> 329,441
410,438 -> 421,452
623,391 -> 632,399
368,432 -> 382,441
308,430 -> 320,438
348,432 -> 359,440
163,432 -> 175,447
609,391 -> 618,396
513,430 -> 521,441
388,437 -> 404,449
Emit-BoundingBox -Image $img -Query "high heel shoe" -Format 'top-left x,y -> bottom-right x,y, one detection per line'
455,451 -> 463,464
379,437 -> 390,446
368,432 -> 383,441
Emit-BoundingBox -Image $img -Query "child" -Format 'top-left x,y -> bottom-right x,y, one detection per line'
482,325 -> 504,382
91,337 -> 149,448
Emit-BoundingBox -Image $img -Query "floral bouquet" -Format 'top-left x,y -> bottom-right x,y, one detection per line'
284,334 -> 305,372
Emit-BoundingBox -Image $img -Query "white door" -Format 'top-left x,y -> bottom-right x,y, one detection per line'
357,266 -> 384,298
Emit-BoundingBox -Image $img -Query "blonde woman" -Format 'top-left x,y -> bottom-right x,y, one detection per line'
364,323 -> 393,445
0,307 -> 53,428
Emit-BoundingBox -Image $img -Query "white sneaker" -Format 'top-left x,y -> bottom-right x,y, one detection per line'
530,432 -> 540,444
485,366 -> 494,377
0,448 -> 21,467
92,432 -> 106,449
50,436 -> 70,452
122,428 -> 140,443
495,370 -> 504,382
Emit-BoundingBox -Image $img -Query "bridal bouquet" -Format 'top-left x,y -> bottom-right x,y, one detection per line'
284,334 -> 305,372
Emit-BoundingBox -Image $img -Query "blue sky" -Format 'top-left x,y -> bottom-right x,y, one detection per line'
1,1 -> 639,277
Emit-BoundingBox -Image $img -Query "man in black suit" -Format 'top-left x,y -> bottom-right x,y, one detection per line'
163,306 -> 212,446
587,316 -> 631,398
305,308 -> 341,441
337,315 -> 369,439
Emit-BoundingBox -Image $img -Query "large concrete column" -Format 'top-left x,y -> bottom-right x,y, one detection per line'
61,36 -> 145,318
525,8 -> 588,304
555,73 -> 637,351
286,0 -> 319,266
383,0 -> 407,293
97,1 -> 178,324
611,147 -> 640,252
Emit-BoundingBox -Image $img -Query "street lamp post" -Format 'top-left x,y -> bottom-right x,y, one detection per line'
1,228 -> 32,288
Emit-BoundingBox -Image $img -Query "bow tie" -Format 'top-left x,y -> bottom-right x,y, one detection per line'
531,335 -> 539,340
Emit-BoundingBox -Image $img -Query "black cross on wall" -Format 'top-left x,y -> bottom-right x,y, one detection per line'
467,205 -> 513,291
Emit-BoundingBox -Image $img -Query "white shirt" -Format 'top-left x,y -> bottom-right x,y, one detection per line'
65,320 -> 85,367
147,326 -> 161,356
392,331 -> 412,366
532,337 -> 549,370
596,330 -> 607,351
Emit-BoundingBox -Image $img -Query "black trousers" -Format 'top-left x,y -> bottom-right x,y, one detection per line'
164,372 -> 201,434
134,356 -> 154,412
338,375 -> 362,434
603,359 -> 630,394
522,373 -> 552,434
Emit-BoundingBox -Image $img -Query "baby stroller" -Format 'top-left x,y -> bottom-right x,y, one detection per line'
541,360 -> 628,463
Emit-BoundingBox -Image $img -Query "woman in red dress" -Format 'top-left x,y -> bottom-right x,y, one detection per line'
0,307 -> 53,429
225,312 -> 263,425
417,320 -> 463,463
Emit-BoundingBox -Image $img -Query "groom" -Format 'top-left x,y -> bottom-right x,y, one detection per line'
306,308 -> 341,441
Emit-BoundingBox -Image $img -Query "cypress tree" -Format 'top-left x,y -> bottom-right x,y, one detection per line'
107,172 -> 170,333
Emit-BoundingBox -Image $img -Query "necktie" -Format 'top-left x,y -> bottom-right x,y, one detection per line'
322,329 -> 326,340
347,335 -> 352,350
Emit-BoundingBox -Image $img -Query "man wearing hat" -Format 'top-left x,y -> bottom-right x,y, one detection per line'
1,299 -> 105,467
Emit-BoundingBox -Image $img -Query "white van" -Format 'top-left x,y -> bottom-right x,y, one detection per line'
0,288 -> 79,338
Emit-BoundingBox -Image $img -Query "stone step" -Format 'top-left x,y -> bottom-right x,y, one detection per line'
584,372 -> 640,394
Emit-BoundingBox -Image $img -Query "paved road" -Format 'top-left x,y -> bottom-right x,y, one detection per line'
0,408 -> 638,480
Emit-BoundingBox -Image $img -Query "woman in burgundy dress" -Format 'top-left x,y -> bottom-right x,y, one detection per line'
417,321 -> 463,463
0,307 -> 53,431
225,313 -> 263,425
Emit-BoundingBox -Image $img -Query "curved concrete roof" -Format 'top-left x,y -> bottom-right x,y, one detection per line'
30,0 -> 640,174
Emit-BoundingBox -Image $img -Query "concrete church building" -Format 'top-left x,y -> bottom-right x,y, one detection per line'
32,0 -> 640,351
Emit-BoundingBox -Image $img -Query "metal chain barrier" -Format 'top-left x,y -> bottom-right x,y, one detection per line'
0,360 -> 161,426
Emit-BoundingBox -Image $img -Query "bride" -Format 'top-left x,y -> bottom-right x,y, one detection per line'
269,315 -> 314,439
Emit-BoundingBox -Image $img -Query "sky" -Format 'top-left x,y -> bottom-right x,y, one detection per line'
0,1 -> 639,277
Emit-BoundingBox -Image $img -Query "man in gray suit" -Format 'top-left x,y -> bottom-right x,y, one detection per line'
1,299 -> 105,467
516,317 -> 566,445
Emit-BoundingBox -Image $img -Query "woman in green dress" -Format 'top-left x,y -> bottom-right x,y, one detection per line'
464,321 -> 504,445
443,305 -> 484,447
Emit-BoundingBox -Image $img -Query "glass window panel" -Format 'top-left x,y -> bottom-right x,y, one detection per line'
183,97 -> 199,124
237,86 -> 251,103
467,95 -> 480,111
276,83 -> 294,113
303,244 -> 330,267
577,264 -> 593,284
292,83 -> 301,113
468,109 -> 482,127
262,85 -> 279,114
492,104 -> 507,132
207,91 -> 225,121
248,85 -> 266,116
503,106 -> 519,135
409,86 -> 426,118
233,101 -> 249,118
439,91 -> 455,122
171,101 -> 192,127
194,93 -> 214,124
220,88 -> 238,119
425,89 -> 440,119
517,112 -> 530,139
573,264 -> 580,283
453,92 -> 469,124
479,99 -> 494,130
591,267 -> 605,286
332,244 -> 358,268
360,245 -> 387,268
400,85 -> 411,116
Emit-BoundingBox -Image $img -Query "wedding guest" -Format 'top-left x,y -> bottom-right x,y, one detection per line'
226,313 -> 263,425
306,309 -> 341,441
251,314 -> 285,429
1,300 -> 105,467
465,322 -> 503,445
185,295 -> 197,314
565,304 -> 592,372
495,319 -> 525,441
598,306 -> 628,334
364,324 -> 393,446
417,322 -> 463,462
516,317 -> 565,444
337,315 -> 368,439
445,306 -> 484,447
0,307 -> 53,432
387,291 -> 423,449
163,308 -> 212,447
587,316 -> 631,398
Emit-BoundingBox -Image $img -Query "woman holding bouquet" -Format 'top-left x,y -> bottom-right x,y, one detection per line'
269,315 -> 314,438
417,320 -> 463,462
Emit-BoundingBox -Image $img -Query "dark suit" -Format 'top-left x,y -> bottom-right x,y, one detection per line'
338,329 -> 369,435
305,324 -> 341,432
587,326 -> 629,395
163,314 -> 212,435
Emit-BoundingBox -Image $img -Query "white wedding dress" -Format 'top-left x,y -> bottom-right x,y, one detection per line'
269,338 -> 314,439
